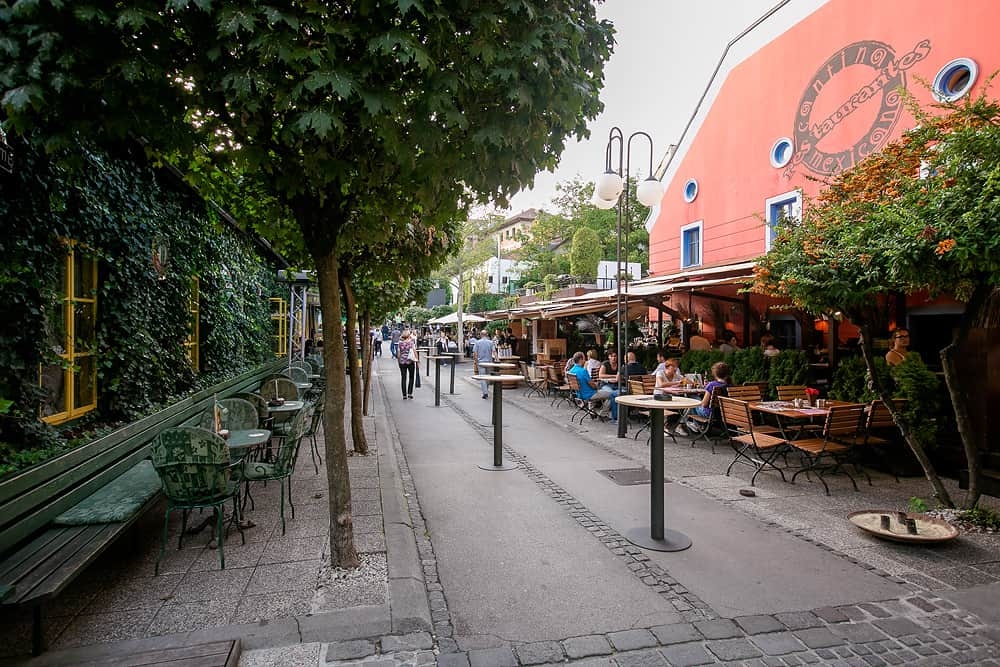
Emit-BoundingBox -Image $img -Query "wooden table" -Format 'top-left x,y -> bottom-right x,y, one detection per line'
470,374 -> 522,471
615,394 -> 700,552
750,400 -> 838,439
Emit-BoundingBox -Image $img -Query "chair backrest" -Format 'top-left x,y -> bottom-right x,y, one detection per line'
776,385 -> 807,401
305,399 -> 325,437
277,409 -> 310,470
641,375 -> 657,394
566,373 -> 583,398
727,385 -> 762,402
218,398 -> 259,430
261,377 -> 299,401
288,366 -> 309,384
150,427 -> 232,502
629,379 -> 647,396
718,396 -> 753,433
291,361 -> 312,373
823,404 -> 866,440
234,392 -> 269,427
866,400 -> 899,430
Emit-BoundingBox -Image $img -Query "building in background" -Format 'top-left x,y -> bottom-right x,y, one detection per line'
647,0 -> 994,359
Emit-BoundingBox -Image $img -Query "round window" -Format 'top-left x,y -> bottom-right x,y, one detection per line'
770,137 -> 794,168
683,179 -> 698,203
933,58 -> 977,102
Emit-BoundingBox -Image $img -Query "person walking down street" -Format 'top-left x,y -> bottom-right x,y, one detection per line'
472,329 -> 496,399
372,327 -> 383,357
390,327 -> 402,359
397,329 -> 418,399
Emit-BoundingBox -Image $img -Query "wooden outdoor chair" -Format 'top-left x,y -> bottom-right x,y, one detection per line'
566,374 -> 606,424
629,379 -> 677,444
547,365 -> 574,409
788,403 -> 867,495
776,385 -> 808,402
859,399 -> 905,482
685,385 -> 728,453
727,385 -> 762,402
519,362 -> 547,398
718,396 -> 788,486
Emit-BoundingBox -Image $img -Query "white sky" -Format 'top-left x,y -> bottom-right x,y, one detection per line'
496,0 -> 778,216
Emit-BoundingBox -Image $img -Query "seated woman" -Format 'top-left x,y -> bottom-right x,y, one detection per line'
682,361 -> 731,434
584,349 -> 603,378
653,358 -> 683,394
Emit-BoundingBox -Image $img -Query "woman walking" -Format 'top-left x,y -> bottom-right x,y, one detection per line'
397,329 -> 418,399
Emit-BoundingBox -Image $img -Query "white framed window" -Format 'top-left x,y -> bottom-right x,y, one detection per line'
765,190 -> 802,251
680,221 -> 703,269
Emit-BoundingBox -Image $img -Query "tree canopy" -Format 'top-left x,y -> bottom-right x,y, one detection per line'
1,1 -> 616,564
751,89 -> 1000,507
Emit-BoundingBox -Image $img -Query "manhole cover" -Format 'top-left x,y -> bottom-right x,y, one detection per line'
597,468 -> 666,486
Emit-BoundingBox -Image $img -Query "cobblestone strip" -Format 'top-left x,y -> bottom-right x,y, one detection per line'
441,391 -> 716,621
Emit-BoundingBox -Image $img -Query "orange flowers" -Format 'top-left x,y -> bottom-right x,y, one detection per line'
935,239 -> 956,255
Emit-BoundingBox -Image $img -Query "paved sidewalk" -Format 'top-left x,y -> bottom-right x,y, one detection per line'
312,356 -> 1000,666
7,355 -> 1000,665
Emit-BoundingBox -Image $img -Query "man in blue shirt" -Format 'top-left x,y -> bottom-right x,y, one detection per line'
472,329 -> 496,399
566,351 -> 618,422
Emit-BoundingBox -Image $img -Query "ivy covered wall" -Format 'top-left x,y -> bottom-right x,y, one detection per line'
0,137 -> 280,452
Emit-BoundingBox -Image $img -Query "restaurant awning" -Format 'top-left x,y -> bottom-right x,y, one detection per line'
486,261 -> 756,321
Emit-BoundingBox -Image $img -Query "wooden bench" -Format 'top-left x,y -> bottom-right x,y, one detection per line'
0,360 -> 284,654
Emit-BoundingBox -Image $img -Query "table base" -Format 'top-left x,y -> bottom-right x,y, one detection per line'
624,526 -> 692,552
477,462 -> 518,472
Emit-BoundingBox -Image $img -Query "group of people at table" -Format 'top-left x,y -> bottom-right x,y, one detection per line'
562,349 -> 719,432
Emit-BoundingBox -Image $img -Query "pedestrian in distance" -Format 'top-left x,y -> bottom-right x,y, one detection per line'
397,329 -> 418,399
472,329 -> 496,399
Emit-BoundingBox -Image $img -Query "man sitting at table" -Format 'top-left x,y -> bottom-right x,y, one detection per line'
622,351 -> 647,382
567,351 -> 618,422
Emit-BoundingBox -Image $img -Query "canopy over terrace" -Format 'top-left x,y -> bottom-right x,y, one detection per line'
485,261 -> 756,345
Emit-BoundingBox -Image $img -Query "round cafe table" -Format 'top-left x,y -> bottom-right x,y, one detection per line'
266,400 -> 304,414
470,374 -> 522,471
615,394 -> 700,552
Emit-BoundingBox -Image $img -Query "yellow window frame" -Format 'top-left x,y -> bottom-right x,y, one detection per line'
40,241 -> 98,424
184,277 -> 200,370
270,297 -> 288,357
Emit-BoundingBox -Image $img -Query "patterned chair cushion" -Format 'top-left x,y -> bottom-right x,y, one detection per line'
53,459 -> 162,526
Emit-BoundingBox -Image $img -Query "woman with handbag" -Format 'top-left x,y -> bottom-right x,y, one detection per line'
397,330 -> 418,399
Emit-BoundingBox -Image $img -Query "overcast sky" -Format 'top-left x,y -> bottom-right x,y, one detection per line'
496,0 -> 777,216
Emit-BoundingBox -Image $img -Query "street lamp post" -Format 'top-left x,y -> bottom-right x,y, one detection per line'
594,128 -> 664,438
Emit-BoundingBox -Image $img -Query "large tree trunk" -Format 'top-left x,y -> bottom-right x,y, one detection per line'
340,273 -> 369,455
360,309 -> 373,416
316,250 -> 359,569
940,284 -> 995,509
857,323 -> 954,508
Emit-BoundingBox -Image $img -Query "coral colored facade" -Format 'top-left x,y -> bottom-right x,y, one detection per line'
650,0 -> 994,277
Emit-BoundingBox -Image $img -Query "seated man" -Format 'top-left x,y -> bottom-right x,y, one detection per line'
567,352 -> 619,422
598,351 -> 621,389
622,351 -> 648,382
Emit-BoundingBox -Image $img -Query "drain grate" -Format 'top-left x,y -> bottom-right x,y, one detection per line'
597,468 -> 668,486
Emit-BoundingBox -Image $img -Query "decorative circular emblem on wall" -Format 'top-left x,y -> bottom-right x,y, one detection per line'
789,38 -> 931,177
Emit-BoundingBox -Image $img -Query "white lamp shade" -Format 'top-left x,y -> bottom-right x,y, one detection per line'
636,177 -> 664,207
595,171 -> 624,201
592,193 -> 618,210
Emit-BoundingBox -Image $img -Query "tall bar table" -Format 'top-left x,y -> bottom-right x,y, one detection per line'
470,374 -> 521,471
614,394 -> 700,552
443,352 -> 462,394
476,363 -> 517,423
427,355 -> 449,406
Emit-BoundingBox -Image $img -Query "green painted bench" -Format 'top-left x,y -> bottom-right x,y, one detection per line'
0,360 -> 284,655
